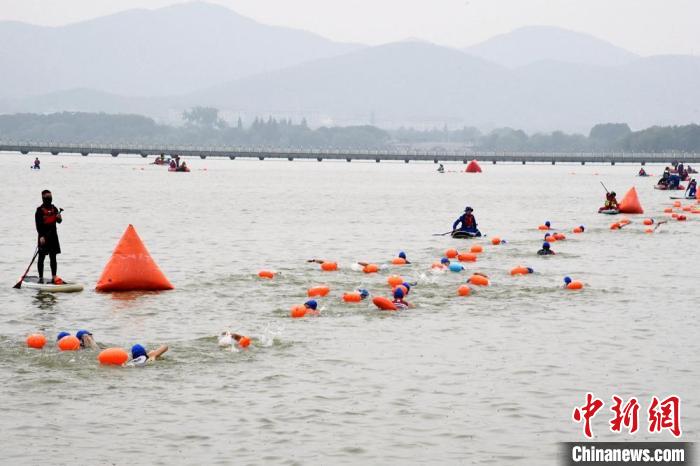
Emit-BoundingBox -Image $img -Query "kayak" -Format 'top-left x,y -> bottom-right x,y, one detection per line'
451,230 -> 481,239
21,276 -> 84,293
655,184 -> 685,190
599,209 -> 620,215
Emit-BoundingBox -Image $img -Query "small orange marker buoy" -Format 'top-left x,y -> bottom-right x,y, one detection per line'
642,219 -> 654,226
457,252 -> 477,262
258,270 -> 276,279
457,285 -> 471,296
57,335 -> 81,351
673,201 -> 681,208
97,348 -> 129,365
363,264 -> 379,273
343,292 -> 362,302
677,215 -> 687,221
644,228 -> 653,234
391,257 -> 407,265
538,225 -> 550,231
290,305 -> 307,318
566,281 -> 584,290
664,208 -> 673,213
238,336 -> 251,348
468,274 -> 489,286
307,285 -> 330,297
491,237 -> 501,245
445,249 -> 458,259
387,275 -> 404,287
510,266 -> 531,276
26,334 -> 47,349
320,262 -> 338,271
470,244 -> 483,254
373,296 -> 397,311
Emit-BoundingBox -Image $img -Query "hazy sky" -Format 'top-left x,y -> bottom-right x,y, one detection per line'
0,0 -> 698,55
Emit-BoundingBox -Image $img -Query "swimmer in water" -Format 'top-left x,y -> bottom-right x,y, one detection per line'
357,289 -> 370,300
397,251 -> 411,264
537,242 -> 555,255
218,331 -> 251,349
392,287 -> 412,309
76,329 -> 98,349
304,299 -> 320,315
57,331 -> 71,342
128,343 -> 169,367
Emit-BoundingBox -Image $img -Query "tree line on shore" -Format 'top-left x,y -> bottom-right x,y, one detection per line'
0,109 -> 698,152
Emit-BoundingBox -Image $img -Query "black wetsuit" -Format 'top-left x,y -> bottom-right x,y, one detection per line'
537,249 -> 555,256
35,204 -> 62,279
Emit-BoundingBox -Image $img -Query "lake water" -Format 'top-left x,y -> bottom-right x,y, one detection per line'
0,153 -> 697,465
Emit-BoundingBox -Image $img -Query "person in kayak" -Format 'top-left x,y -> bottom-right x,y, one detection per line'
127,344 -> 169,367
76,330 -> 98,349
658,171 -> 670,187
537,242 -> 555,255
598,192 -> 619,212
35,190 -> 62,284
169,159 -> 177,169
686,179 -> 697,198
452,207 -> 481,237
638,167 -> 647,176
33,157 -> 41,169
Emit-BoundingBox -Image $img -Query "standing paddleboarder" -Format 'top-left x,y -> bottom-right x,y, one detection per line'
35,189 -> 62,284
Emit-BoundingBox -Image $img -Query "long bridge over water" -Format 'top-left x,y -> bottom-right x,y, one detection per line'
1,142 -> 698,165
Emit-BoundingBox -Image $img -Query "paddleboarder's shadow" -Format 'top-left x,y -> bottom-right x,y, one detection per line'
32,292 -> 58,311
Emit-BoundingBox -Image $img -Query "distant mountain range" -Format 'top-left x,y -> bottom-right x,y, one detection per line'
0,2 -> 698,133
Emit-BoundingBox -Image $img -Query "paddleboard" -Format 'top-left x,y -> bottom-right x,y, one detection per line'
599,209 -> 620,215
670,196 -> 695,200
21,276 -> 84,293
654,185 -> 685,191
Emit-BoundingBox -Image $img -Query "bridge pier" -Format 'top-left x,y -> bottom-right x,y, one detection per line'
317,157 -> 322,162
51,151 -> 59,155
551,161 -> 556,165
611,161 -> 615,166
81,152 -> 88,156
258,156 -> 264,160
287,157 -> 293,161
21,150 -> 28,155
641,161 -> 646,166
462,160 -> 468,164
581,161 -> 585,165
522,161 -> 526,165
111,152 -> 119,157
375,159 -> 380,163
492,160 -> 497,164
346,158 -> 351,162
404,159 -> 409,163
229,156 -> 236,160
140,153 -> 147,158
200,155 -> 206,159
433,159 -> 438,164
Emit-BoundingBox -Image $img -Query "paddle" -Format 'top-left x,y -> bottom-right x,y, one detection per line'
600,181 -> 609,193
13,207 -> 63,289
13,247 -> 39,289
653,220 -> 668,232
432,231 -> 454,236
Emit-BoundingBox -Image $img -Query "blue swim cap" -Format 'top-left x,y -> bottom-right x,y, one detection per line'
545,221 -> 551,227
304,299 -> 318,310
564,276 -> 572,284
76,330 -> 92,340
398,251 -> 406,259
449,263 -> 464,273
544,233 -> 551,239
579,225 -> 585,231
440,257 -> 450,264
527,267 -> 534,274
358,289 -> 369,299
57,331 -> 70,341
131,344 -> 147,359
393,288 -> 405,299
543,242 -> 551,248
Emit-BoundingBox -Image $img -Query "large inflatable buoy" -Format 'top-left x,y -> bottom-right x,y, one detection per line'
258,270 -> 276,279
457,252 -> 477,262
98,348 -> 129,365
373,296 -> 397,311
26,333 -> 47,349
470,244 -> 483,254
57,335 -> 81,351
307,285 -> 330,297
618,187 -> 644,214
468,274 -> 489,286
465,159 -> 482,173
321,262 -> 338,271
363,264 -> 379,273
387,275 -> 404,287
457,285 -> 471,296
96,225 -> 174,292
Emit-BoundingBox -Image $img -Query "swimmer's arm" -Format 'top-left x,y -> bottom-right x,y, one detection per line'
148,345 -> 169,360
84,335 -> 99,350
357,261 -> 369,267
306,259 -> 324,264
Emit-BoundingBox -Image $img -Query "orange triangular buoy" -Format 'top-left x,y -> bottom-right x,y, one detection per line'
465,159 -> 482,173
618,187 -> 644,214
96,225 -> 174,292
